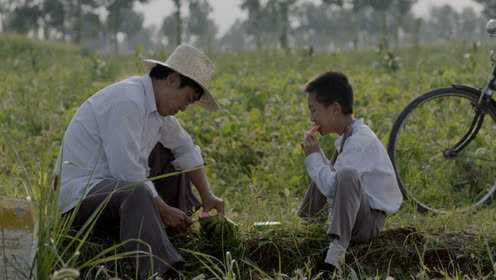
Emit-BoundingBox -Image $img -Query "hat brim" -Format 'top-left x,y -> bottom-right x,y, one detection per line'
143,59 -> 219,112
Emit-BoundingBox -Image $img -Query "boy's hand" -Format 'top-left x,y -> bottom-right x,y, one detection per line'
302,132 -> 321,156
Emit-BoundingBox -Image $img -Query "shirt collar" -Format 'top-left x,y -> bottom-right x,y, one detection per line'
334,118 -> 363,150
352,118 -> 363,131
142,75 -> 158,114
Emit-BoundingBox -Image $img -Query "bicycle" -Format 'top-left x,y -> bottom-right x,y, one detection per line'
388,19 -> 496,213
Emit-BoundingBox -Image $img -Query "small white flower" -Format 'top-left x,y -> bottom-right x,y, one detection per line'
51,267 -> 80,280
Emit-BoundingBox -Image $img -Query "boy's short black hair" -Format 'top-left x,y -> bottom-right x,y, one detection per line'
303,71 -> 353,114
149,64 -> 204,97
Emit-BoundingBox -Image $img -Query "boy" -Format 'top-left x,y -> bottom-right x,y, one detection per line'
299,71 -> 403,273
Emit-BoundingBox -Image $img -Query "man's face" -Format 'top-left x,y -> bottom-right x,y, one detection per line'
307,93 -> 340,135
154,73 -> 202,116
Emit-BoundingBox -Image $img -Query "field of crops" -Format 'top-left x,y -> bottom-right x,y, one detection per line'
1,35 -> 496,279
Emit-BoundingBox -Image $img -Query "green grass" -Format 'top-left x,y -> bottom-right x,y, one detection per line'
1,35 -> 496,279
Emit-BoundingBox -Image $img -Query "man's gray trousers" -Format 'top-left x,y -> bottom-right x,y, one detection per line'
70,143 -> 200,279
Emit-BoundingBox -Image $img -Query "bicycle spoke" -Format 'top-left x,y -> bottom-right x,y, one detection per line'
454,154 -> 496,166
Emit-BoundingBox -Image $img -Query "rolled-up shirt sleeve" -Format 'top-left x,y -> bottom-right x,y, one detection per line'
160,117 -> 204,170
97,100 -> 158,197
304,152 -> 337,199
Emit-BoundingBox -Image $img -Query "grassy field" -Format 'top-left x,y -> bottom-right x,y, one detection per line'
1,35 -> 496,279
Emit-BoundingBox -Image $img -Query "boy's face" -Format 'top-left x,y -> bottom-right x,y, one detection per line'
307,93 -> 342,135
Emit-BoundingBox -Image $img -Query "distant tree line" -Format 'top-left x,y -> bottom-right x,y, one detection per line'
0,0 -> 151,52
226,0 -> 490,52
0,0 -> 493,53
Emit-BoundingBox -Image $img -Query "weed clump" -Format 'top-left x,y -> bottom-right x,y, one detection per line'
199,215 -> 240,251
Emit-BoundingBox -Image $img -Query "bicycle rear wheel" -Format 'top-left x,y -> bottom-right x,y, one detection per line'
388,87 -> 496,212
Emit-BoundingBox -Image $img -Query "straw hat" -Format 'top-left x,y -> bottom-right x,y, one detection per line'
144,44 -> 219,111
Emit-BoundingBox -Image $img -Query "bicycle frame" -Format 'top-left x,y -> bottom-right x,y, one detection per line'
479,51 -> 496,101
443,51 -> 496,158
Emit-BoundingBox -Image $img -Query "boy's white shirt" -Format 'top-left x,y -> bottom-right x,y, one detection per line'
304,119 -> 403,215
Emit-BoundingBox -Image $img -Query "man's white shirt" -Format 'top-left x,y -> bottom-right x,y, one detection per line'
304,119 -> 403,215
57,75 -> 204,213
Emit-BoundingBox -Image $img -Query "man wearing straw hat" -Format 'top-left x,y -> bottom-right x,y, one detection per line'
55,44 -> 225,279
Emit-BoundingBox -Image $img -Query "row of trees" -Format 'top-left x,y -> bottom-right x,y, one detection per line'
0,0 -> 149,51
0,0 -> 495,53
224,0 -> 492,51
0,0 -> 218,52
161,0 -> 217,50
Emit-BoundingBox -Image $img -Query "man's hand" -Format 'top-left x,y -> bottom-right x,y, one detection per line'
302,132 -> 321,156
154,198 -> 192,232
187,168 -> 226,216
202,193 -> 225,216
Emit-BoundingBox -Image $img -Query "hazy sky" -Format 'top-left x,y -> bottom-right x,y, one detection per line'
135,0 -> 483,36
